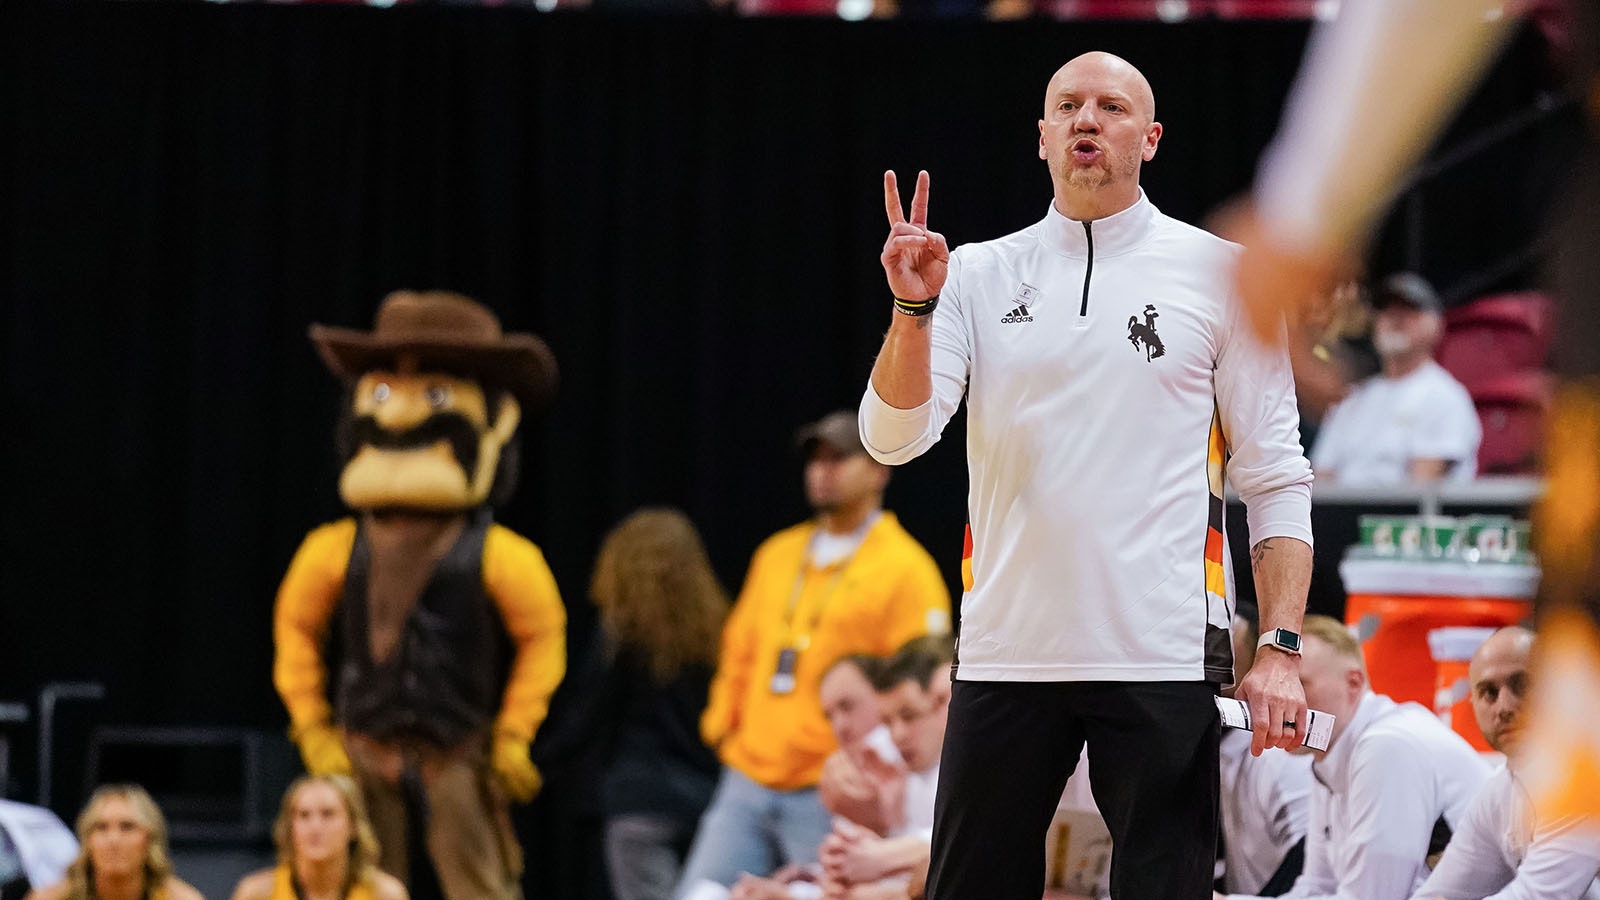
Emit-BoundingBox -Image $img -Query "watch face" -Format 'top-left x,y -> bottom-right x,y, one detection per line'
1278,630 -> 1302,652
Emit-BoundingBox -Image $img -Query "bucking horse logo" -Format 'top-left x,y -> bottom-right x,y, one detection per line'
1127,304 -> 1165,361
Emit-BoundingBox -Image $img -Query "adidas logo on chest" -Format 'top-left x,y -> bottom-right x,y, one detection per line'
1000,304 -> 1033,324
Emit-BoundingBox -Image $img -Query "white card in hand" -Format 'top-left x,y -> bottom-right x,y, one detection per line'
1214,696 -> 1334,751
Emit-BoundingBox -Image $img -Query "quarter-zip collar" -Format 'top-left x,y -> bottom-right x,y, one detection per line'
1041,188 -> 1157,260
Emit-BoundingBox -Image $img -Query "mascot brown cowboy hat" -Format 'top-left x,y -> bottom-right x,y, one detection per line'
312,289 -> 558,413
310,290 -> 558,511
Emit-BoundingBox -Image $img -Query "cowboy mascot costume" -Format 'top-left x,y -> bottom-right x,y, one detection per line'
273,290 -> 566,900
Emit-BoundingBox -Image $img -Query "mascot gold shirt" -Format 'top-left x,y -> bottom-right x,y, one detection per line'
272,290 -> 566,900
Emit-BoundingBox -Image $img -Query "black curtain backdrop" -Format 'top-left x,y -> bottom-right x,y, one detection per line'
1,3 -> 1316,722
0,5 -> 1570,883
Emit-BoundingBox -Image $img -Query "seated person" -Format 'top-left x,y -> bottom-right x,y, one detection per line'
231,774 -> 407,900
27,785 -> 203,900
816,634 -> 953,899
1221,615 -> 1491,900
1310,273 -> 1481,485
728,636 -> 952,900
1218,613 -> 1312,896
0,799 -> 76,900
816,655 -> 895,835
1412,626 -> 1600,899
692,653 -> 888,900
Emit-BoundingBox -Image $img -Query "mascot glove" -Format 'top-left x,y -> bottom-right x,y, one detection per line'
293,721 -> 353,776
492,732 -> 542,803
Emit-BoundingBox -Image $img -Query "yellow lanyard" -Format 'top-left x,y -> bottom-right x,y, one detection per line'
780,519 -> 874,650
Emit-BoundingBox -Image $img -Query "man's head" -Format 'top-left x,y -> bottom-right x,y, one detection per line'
797,410 -> 889,521
1038,51 -> 1161,219
820,654 -> 884,756
1469,625 -> 1534,756
871,634 -> 954,774
1371,273 -> 1444,372
1297,615 -> 1369,753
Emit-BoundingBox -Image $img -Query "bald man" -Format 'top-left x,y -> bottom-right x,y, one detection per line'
1413,627 -> 1600,900
860,52 -> 1314,900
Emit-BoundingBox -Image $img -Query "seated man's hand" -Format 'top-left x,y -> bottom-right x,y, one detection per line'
819,832 -> 855,881
859,744 -> 907,784
820,828 -> 898,885
730,873 -> 794,900
820,752 -> 891,834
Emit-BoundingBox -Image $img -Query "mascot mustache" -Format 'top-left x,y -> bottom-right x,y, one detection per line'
345,412 -> 481,476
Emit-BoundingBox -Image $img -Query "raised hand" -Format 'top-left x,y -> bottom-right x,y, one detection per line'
1214,200 -> 1348,343
881,170 -> 950,302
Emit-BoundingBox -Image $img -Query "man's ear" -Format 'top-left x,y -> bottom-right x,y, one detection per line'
871,460 -> 891,492
1143,121 -> 1163,161
1346,664 -> 1367,696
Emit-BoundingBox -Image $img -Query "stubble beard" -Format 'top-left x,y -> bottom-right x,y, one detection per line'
1059,146 -> 1138,193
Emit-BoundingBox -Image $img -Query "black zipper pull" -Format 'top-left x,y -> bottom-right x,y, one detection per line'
1080,220 -> 1095,317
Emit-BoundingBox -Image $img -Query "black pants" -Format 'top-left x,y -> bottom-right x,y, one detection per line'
924,680 -> 1220,900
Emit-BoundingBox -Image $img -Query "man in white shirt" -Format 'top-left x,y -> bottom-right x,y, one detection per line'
1225,615 -> 1491,900
1218,613 -> 1312,897
1413,626 -> 1600,900
860,50 -> 1313,900
1309,273 -> 1481,486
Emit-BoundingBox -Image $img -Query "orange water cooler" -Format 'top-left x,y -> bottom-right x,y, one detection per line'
1340,557 -> 1538,724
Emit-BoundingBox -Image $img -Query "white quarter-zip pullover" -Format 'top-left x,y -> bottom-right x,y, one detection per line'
861,192 -> 1313,682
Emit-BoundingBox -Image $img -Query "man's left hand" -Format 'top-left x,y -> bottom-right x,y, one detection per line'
1234,648 -> 1307,756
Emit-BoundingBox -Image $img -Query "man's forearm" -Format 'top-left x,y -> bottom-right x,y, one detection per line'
1250,536 -> 1312,632
875,836 -> 931,876
869,314 -> 933,410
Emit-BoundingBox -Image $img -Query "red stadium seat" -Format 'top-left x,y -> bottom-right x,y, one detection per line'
1471,370 -> 1554,476
1437,291 -> 1556,390
1211,0 -> 1320,18
737,0 -> 837,13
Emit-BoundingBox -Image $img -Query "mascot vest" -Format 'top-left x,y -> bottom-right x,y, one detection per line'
337,511 -> 503,747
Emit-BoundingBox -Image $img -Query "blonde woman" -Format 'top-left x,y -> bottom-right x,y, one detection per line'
230,775 -> 404,900
588,508 -> 729,900
26,784 -> 203,900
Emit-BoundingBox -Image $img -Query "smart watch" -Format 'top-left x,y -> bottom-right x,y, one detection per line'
1257,628 -> 1302,655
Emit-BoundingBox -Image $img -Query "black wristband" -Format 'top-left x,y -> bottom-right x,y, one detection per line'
893,294 -> 939,317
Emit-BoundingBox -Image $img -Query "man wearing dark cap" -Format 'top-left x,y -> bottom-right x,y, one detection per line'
675,410 -> 950,897
1310,272 -> 1481,486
